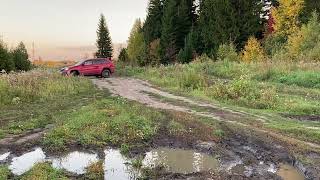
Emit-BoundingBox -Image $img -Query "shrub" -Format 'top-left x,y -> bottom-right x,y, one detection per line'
207,76 -> 279,109
178,67 -> 206,90
286,12 -> 320,62
217,43 -> 239,62
241,37 -> 266,63
263,34 -> 287,57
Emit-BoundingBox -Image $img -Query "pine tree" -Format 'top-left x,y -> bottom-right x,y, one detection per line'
12,42 -> 31,71
0,40 -> 14,72
127,19 -> 146,66
160,0 -> 178,64
96,14 -> 113,58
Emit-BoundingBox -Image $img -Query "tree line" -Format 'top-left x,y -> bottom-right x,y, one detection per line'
0,40 -> 31,72
119,0 -> 320,65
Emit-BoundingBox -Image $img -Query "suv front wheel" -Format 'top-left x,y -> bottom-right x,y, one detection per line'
101,69 -> 111,78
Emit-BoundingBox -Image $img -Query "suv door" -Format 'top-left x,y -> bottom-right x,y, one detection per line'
81,60 -> 94,75
92,59 -> 104,75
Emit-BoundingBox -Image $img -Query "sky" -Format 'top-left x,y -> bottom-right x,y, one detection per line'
0,0 -> 148,60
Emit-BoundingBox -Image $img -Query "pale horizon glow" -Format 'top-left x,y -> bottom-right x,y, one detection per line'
0,0 -> 148,60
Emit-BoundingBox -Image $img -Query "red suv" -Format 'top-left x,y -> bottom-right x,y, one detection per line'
61,58 -> 115,78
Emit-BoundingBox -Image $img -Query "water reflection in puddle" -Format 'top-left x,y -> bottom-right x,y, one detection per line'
0,152 -> 10,161
143,147 -> 219,174
277,164 -> 305,180
52,151 -> 99,174
3,147 -> 306,180
9,148 -> 46,175
104,149 -> 138,180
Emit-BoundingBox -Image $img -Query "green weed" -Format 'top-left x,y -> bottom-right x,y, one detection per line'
20,163 -> 68,180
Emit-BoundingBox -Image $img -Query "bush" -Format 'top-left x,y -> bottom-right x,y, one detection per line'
178,67 -> 206,90
286,12 -> 320,62
207,76 -> 279,109
263,34 -> 287,57
241,37 -> 266,63
217,43 -> 239,62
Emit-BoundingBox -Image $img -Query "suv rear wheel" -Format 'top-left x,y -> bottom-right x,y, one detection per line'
102,69 -> 111,78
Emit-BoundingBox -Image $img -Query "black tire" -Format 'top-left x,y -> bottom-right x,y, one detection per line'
101,69 -> 111,78
70,71 -> 79,76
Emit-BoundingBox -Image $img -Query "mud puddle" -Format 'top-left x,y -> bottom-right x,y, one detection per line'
9,148 -> 46,175
277,164 -> 305,180
142,147 -> 219,173
2,147 -> 306,179
51,151 -> 99,174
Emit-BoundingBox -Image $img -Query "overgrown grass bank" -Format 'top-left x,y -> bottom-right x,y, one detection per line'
0,70 -> 94,139
117,59 -> 320,116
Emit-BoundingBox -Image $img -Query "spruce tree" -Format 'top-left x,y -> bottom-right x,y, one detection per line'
199,0 -> 238,55
160,0 -> 178,64
0,40 -> 14,72
143,0 -> 164,45
96,14 -> 113,58
177,30 -> 194,63
199,0 -> 263,55
176,0 -> 193,49
12,42 -> 31,71
118,48 -> 129,63
232,0 -> 263,47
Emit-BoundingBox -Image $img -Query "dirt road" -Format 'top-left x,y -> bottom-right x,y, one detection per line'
92,77 -> 320,179
92,77 -> 320,149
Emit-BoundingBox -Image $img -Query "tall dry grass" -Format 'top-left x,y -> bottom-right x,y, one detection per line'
0,69 -> 93,105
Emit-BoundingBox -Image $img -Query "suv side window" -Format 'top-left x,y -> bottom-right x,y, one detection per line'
94,59 -> 107,64
84,60 -> 93,66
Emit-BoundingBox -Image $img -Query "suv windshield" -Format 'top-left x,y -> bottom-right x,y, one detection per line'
74,60 -> 85,66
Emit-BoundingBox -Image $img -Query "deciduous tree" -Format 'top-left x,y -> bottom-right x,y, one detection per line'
272,0 -> 304,37
127,19 -> 146,66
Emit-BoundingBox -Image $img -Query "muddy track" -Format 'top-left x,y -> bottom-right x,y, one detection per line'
92,77 -> 320,179
92,78 -> 320,150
